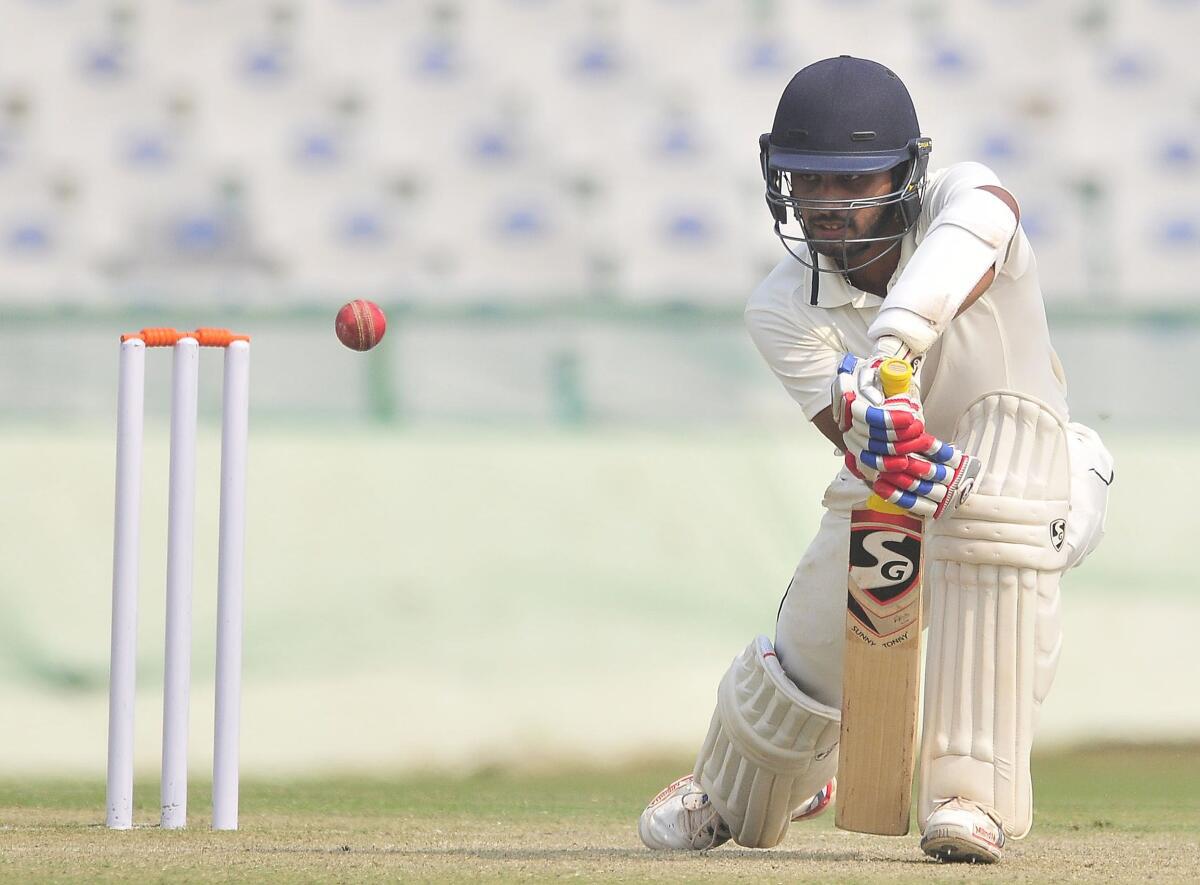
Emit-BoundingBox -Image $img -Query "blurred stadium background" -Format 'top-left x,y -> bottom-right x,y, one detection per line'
1,0 -> 1198,779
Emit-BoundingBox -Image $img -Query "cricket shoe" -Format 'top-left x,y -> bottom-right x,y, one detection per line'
638,775 -> 837,850
638,775 -> 731,850
791,777 -> 836,822
920,798 -> 1005,864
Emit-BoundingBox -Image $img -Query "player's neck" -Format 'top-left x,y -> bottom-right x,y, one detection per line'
844,247 -> 901,299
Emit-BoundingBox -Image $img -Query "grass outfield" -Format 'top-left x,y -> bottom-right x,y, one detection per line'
1,745 -> 1197,883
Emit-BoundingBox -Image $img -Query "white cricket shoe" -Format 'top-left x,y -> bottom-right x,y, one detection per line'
638,774 -> 836,850
638,775 -> 731,850
920,798 -> 1005,864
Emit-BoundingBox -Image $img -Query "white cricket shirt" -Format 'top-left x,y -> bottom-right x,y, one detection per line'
745,161 -> 1069,439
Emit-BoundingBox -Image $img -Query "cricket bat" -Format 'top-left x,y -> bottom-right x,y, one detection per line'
835,358 -> 924,836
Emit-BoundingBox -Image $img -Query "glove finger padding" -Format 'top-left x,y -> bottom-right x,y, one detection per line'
848,398 -> 926,440
843,422 -> 982,519
842,451 -> 877,484
875,450 -> 983,520
843,425 -> 941,458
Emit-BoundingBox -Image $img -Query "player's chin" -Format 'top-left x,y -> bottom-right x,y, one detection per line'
807,236 -> 860,257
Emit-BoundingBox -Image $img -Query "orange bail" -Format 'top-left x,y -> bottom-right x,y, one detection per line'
121,328 -> 250,347
192,328 -> 250,346
121,327 -> 183,346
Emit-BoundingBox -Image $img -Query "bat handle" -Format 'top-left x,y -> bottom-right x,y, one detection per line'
878,358 -> 912,398
867,358 -> 914,515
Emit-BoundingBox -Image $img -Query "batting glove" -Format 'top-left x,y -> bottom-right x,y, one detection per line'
833,354 -> 981,519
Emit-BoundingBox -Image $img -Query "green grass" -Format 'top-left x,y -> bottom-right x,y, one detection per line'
1032,743 -> 1200,834
2,745 -> 1198,883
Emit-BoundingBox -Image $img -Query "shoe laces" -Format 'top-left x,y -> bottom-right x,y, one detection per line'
681,791 -> 730,849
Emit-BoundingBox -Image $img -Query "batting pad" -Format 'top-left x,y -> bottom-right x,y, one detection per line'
694,636 -> 840,848
919,392 -> 1070,839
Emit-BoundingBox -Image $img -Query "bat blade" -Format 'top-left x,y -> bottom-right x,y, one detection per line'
835,505 -> 924,836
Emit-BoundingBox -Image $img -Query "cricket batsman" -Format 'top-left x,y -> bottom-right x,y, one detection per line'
638,56 -> 1113,863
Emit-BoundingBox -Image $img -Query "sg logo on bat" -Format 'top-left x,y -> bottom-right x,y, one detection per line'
847,509 -> 924,643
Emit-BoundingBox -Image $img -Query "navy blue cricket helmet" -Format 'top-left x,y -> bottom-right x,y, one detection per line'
759,56 -> 932,273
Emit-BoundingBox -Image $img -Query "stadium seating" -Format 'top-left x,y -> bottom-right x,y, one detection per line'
0,0 -> 1194,306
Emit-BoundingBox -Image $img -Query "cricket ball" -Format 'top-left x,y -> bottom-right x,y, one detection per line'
335,299 -> 387,351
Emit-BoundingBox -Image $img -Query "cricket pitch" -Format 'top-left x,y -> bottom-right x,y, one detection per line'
1,745 -> 1197,884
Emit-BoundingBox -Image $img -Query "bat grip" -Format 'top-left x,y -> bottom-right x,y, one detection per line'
867,358 -> 914,514
878,358 -> 912,398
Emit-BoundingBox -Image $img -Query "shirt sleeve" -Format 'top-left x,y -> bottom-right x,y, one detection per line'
920,161 -> 1003,224
918,161 -> 1026,277
744,304 -> 843,420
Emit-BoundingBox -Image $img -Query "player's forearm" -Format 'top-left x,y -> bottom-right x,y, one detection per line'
868,186 -> 1019,356
811,405 -> 847,450
955,264 -> 998,318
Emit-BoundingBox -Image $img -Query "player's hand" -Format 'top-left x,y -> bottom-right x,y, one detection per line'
832,353 -> 894,420
850,446 -> 982,519
833,353 -> 929,453
833,354 -> 981,519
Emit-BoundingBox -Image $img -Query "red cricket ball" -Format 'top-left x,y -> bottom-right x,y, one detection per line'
335,300 -> 387,351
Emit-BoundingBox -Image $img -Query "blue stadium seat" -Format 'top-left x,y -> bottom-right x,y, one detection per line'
0,0 -> 1190,304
